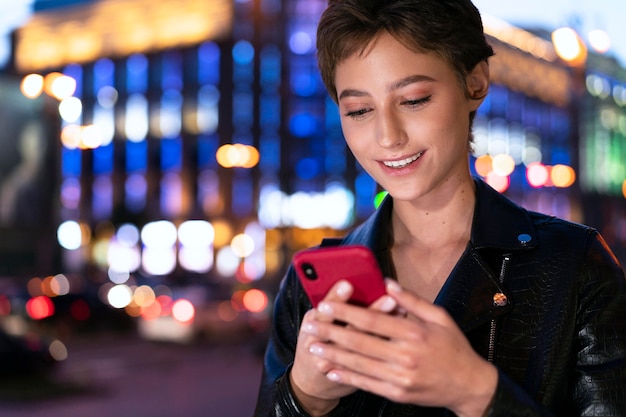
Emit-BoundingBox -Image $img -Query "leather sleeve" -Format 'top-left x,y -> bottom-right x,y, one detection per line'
253,265 -> 366,417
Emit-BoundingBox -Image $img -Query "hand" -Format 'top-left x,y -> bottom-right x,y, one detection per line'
301,279 -> 497,417
290,280 -> 398,416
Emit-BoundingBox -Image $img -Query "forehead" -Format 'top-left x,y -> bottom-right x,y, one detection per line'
335,34 -> 454,86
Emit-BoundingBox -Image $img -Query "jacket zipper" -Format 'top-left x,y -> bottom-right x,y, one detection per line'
487,254 -> 511,363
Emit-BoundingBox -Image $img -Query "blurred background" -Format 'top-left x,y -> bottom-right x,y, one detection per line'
0,0 -> 625,416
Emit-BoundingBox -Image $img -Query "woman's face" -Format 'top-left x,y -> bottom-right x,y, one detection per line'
334,32 -> 487,204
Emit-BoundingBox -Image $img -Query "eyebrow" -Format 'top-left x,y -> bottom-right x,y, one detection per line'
338,74 -> 436,101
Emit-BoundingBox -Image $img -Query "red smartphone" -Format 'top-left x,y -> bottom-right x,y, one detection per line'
293,245 -> 386,307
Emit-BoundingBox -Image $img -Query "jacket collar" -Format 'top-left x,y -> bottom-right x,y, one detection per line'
343,177 -> 538,253
341,177 -> 536,331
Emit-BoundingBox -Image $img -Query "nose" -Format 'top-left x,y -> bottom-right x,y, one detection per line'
376,107 -> 407,148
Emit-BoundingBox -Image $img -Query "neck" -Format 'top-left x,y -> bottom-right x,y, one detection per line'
391,177 -> 476,248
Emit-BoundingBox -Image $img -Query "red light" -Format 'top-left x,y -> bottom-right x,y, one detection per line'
0,295 -> 10,316
70,299 -> 91,321
26,296 -> 54,320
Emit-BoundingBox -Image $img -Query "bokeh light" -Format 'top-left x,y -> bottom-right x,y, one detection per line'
551,164 -> 576,188
26,296 -> 54,320
242,289 -> 268,313
527,162 -> 550,188
57,220 -> 82,250
172,299 -> 195,323
20,74 -> 44,98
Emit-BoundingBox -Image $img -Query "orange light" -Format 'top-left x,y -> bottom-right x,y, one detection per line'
551,164 -> 576,188
242,289 -> 268,313
622,179 -> 626,199
216,144 -> 260,168
474,155 -> 493,177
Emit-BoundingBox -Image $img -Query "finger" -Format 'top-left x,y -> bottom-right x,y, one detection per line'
314,280 -> 354,323
369,294 -> 397,313
385,279 -> 451,325
315,301 -> 417,343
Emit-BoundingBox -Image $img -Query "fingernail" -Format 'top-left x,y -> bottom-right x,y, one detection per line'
326,371 -> 341,381
309,344 -> 324,356
386,279 -> 401,293
336,280 -> 351,297
318,302 -> 333,315
302,322 -> 317,334
379,296 -> 397,312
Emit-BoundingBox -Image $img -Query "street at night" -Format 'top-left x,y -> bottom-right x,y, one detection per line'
0,332 -> 265,417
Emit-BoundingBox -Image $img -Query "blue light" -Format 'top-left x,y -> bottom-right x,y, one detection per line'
127,54 -> 148,94
93,143 -> 114,175
93,58 -> 114,93
295,158 -> 320,180
290,112 -> 316,137
233,40 -> 255,65
161,138 -> 182,172
289,31 -> 313,55
126,140 -> 147,173
198,42 -> 221,85
61,147 -> 81,177
291,72 -> 317,97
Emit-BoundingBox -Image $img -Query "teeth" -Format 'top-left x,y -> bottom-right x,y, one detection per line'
383,152 -> 422,168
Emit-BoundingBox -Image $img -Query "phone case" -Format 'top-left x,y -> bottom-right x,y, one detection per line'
293,245 -> 386,307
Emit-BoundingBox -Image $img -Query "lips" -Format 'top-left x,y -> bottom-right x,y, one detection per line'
382,151 -> 424,168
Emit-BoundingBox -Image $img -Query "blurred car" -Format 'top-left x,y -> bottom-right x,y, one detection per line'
0,328 -> 57,376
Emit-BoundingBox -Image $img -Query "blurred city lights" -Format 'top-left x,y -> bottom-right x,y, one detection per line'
26,296 -> 54,320
49,340 -> 68,361
216,246 -> 240,277
178,220 -> 215,247
172,299 -> 195,323
59,96 -> 82,122
20,74 -> 44,98
216,143 -> 260,168
492,154 -> 515,177
485,172 -> 510,193
141,221 -> 177,248
588,29 -> 611,54
242,289 -> 268,313
552,27 -> 587,66
57,220 -> 83,250
527,163 -> 550,188
107,284 -> 133,309
551,164 -> 576,188
474,154 -> 493,177
49,274 -> 71,296
231,233 -> 255,258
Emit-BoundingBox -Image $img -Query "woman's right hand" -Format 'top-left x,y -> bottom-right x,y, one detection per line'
289,280 -> 397,416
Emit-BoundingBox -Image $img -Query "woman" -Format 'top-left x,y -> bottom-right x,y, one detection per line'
254,1 -> 626,416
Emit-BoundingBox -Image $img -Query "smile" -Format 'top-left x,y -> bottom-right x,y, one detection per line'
382,152 -> 424,168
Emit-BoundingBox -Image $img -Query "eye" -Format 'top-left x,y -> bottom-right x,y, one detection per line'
344,108 -> 372,120
402,96 -> 431,107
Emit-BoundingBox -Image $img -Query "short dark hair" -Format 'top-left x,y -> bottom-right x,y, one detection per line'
316,0 -> 495,103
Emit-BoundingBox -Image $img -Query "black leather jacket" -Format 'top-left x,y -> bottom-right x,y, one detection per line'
254,178 -> 626,416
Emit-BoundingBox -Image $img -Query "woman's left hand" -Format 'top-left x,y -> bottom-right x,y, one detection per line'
301,279 -> 498,417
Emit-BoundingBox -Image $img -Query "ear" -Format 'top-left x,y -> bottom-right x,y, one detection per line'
467,61 -> 490,111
